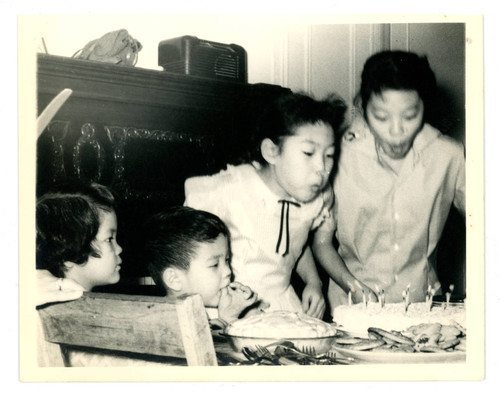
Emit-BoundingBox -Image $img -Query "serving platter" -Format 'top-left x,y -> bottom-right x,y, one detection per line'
331,344 -> 466,364
221,333 -> 338,354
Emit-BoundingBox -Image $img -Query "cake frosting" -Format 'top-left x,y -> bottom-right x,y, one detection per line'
333,302 -> 466,335
225,311 -> 337,339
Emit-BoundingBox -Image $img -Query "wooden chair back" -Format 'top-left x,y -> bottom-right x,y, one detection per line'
37,292 -> 217,366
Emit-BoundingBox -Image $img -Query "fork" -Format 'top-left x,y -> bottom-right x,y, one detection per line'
242,346 -> 259,361
301,346 -> 354,365
301,345 -> 318,357
255,345 -> 279,363
299,346 -> 333,365
242,345 -> 278,365
325,351 -> 355,365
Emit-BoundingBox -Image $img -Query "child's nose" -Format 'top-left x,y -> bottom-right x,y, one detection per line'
221,261 -> 231,278
314,156 -> 327,174
389,118 -> 404,136
115,241 -> 123,255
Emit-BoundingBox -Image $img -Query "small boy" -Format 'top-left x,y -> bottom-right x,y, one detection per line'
143,206 -> 261,327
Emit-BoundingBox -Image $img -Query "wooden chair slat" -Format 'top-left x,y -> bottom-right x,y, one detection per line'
37,292 -> 217,366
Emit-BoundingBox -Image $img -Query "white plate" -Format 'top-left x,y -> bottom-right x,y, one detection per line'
331,344 -> 465,364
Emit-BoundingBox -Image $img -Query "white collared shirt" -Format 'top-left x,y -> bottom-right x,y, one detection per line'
185,163 -> 334,312
328,121 -> 465,310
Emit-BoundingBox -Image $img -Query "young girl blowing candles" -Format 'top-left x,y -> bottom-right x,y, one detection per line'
327,50 -> 465,313
185,92 -> 376,317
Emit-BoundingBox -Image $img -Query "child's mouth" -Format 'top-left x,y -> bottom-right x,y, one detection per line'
221,280 -> 230,291
389,144 -> 408,156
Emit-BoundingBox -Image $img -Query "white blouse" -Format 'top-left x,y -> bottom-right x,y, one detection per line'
185,163 -> 334,312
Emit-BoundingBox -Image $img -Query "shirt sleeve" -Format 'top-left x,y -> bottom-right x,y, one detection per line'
453,144 -> 466,216
184,171 -> 233,222
184,175 -> 206,208
311,186 -> 335,233
185,174 -> 220,213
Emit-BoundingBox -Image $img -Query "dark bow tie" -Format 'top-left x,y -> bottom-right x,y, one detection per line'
276,199 -> 301,257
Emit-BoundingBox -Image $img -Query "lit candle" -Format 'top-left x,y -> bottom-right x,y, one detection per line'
375,285 -> 382,308
403,285 -> 410,313
445,284 -> 455,310
362,289 -> 367,308
425,284 -> 431,311
381,289 -> 385,308
348,290 -> 352,306
428,288 -> 436,312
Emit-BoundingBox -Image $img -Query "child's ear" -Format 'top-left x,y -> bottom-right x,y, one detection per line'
260,138 -> 280,165
162,268 -> 183,291
63,261 -> 77,270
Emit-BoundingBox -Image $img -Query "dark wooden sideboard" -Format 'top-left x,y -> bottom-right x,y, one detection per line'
36,54 -> 290,285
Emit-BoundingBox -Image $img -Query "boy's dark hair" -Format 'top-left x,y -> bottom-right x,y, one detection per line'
36,182 -> 116,278
143,206 -> 230,292
359,50 -> 437,120
247,92 -> 347,166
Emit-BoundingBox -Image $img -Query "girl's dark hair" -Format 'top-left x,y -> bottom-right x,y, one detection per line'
143,206 -> 230,292
247,92 -> 347,166
359,50 -> 437,120
36,182 -> 116,278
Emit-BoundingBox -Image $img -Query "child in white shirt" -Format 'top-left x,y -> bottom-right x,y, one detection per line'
185,92 -> 376,317
328,50 -> 465,311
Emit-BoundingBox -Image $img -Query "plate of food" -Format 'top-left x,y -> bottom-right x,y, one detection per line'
330,299 -> 466,363
331,324 -> 466,364
222,311 -> 338,354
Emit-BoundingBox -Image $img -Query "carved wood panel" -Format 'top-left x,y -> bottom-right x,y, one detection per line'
37,54 -> 290,279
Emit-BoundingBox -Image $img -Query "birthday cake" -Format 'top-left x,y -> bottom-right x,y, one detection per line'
333,302 -> 466,336
225,311 -> 337,339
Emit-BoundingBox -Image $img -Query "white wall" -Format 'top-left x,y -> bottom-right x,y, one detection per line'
29,15 -> 281,85
29,16 -> 466,141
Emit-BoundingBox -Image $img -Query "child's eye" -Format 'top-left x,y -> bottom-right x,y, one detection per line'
404,113 -> 418,121
303,151 -> 314,157
373,114 -> 387,122
105,237 -> 114,243
210,263 -> 219,268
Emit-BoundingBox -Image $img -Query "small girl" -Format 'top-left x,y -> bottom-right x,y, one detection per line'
185,92 -> 376,317
328,50 -> 466,311
36,182 -> 123,292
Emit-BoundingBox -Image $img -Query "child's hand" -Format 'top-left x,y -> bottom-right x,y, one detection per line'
218,282 -> 259,324
301,283 -> 326,319
350,280 -> 378,304
243,301 -> 270,318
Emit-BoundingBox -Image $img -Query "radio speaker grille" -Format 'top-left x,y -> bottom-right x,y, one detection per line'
158,36 -> 247,83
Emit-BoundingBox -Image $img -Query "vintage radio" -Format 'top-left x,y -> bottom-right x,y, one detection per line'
158,35 -> 247,83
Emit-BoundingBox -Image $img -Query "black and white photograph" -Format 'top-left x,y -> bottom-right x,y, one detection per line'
14,10 -> 488,387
